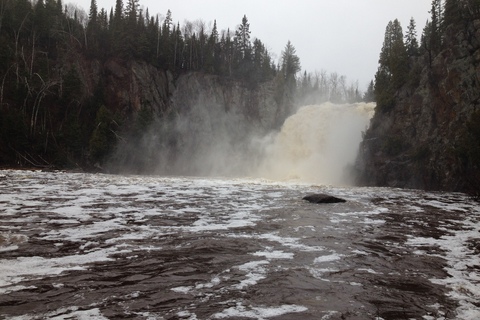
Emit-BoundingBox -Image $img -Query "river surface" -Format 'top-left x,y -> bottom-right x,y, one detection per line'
0,170 -> 479,320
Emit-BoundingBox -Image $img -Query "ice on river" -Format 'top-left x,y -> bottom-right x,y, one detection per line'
0,169 -> 479,319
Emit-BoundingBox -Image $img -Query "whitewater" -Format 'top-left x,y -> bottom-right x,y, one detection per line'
1,103 -> 479,319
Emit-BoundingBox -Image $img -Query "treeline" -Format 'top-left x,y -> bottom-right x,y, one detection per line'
297,70 -> 372,106
374,0 -> 480,112
368,0 -> 480,196
0,0 -> 302,168
0,0 -> 369,169
83,2 -> 279,83
0,0 -> 279,83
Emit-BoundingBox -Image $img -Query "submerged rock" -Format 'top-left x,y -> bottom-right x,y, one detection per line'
303,194 -> 346,204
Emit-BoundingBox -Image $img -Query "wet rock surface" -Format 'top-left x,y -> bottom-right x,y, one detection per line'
303,193 -> 346,203
0,170 -> 479,319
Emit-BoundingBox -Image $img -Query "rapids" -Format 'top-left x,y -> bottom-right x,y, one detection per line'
1,170 -> 479,319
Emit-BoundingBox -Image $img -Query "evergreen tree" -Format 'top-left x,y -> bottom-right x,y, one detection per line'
206,20 -> 219,73
363,80 -> 375,102
88,0 -> 97,25
281,40 -> 301,105
123,0 -> 139,57
114,0 -> 123,22
86,0 -> 98,53
125,0 -> 138,23
405,17 -> 419,57
281,40 -> 301,81
110,0 -> 124,53
162,9 -> 172,35
429,0 -> 444,54
235,15 -> 251,59
375,19 -> 408,111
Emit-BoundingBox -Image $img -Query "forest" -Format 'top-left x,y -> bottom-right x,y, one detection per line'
0,0 -> 368,169
360,0 -> 480,196
373,0 -> 480,113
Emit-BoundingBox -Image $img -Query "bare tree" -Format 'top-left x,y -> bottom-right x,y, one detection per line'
30,73 -> 59,134
329,72 -> 340,102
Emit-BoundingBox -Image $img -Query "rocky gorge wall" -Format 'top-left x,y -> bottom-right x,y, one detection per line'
357,19 -> 480,192
98,60 -> 291,175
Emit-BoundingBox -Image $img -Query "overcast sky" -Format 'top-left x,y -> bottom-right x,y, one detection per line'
72,0 -> 432,90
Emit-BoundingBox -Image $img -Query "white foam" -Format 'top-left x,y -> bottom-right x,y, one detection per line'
212,303 -> 308,319
49,307 -> 109,320
234,260 -> 270,290
358,268 -> 382,274
0,247 -> 128,293
7,306 -> 109,320
252,250 -> 294,259
176,310 -> 198,320
314,254 -> 343,264
406,200 -> 480,320
0,245 -> 19,252
171,286 -> 193,294
1,170 -> 479,320
256,233 -> 325,252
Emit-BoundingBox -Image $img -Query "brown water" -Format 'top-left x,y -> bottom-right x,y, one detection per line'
0,170 -> 479,319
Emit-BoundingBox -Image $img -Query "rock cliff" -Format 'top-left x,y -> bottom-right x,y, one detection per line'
357,18 -> 480,192
99,61 -> 291,175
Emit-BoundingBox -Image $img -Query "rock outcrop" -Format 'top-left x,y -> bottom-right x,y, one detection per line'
303,194 -> 347,204
103,60 -> 175,116
98,61 -> 292,175
356,18 -> 480,192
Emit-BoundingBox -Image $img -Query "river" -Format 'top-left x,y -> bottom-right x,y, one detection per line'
0,169 -> 479,319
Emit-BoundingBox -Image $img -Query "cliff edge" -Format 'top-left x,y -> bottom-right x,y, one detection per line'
357,16 -> 480,194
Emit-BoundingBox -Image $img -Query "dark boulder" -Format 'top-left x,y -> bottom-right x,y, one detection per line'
303,194 -> 346,204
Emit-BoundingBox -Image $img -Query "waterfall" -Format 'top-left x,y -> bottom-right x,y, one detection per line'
253,102 -> 375,185
109,99 -> 374,186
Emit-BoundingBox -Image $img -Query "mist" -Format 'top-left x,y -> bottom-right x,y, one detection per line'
109,101 -> 375,186
253,102 -> 375,185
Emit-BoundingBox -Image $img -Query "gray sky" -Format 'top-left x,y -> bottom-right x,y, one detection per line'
73,0 -> 432,90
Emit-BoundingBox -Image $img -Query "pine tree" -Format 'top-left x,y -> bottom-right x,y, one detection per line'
162,9 -> 172,36
110,0 -> 124,54
88,0 -> 97,25
125,0 -> 138,24
235,15 -> 251,59
375,19 -> 408,111
405,17 -> 419,57
123,0 -> 139,57
114,0 -> 123,22
363,80 -> 375,102
281,40 -> 301,104
281,40 -> 301,81
86,0 -> 97,49
205,20 -> 219,73
429,0 -> 443,53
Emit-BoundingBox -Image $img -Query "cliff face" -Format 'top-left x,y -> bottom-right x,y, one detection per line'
101,60 -> 175,116
357,19 -> 480,192
98,61 -> 290,175
101,61 -> 286,129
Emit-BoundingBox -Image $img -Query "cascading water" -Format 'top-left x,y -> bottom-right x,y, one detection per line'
253,102 -> 375,185
110,100 -> 375,185
3,104 -> 480,320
